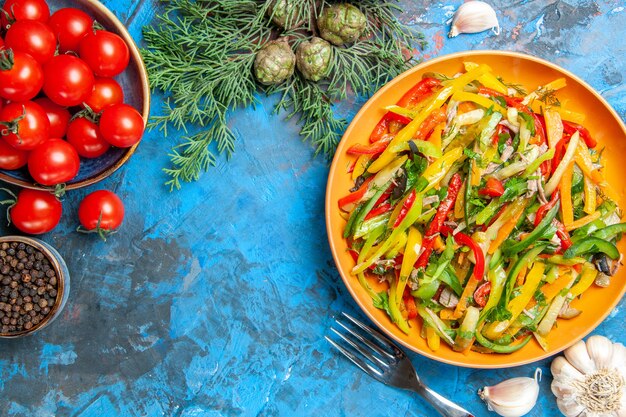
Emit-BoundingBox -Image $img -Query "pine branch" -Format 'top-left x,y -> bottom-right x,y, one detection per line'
142,0 -> 426,189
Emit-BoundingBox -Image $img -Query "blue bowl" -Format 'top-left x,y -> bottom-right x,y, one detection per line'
0,0 -> 150,191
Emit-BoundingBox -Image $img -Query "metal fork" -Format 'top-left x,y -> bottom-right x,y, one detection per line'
326,312 -> 474,417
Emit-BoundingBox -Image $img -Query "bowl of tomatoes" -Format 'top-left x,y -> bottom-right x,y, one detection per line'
0,0 -> 150,191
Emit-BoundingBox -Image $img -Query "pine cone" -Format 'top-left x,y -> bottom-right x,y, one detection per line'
296,37 -> 332,82
267,0 -> 302,30
317,3 -> 366,46
254,39 -> 295,85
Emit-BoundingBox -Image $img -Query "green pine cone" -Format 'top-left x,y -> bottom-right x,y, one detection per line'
295,37 -> 332,82
317,3 -> 366,46
254,39 -> 296,85
267,0 -> 301,29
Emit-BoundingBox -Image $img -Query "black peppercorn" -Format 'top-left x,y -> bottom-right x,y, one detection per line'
0,241 -> 59,335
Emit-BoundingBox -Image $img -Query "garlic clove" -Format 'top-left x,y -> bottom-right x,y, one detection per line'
564,340 -> 597,374
611,343 -> 626,369
586,335 -> 615,370
556,398 -> 586,417
550,356 -> 585,400
479,368 -> 541,417
449,1 -> 500,38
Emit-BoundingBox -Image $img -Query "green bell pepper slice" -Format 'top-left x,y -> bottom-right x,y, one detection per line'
592,222 -> 626,241
563,237 -> 619,260
502,202 -> 560,256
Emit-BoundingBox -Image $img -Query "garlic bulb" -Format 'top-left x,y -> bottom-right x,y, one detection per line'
551,335 -> 626,416
449,1 -> 500,38
478,368 -> 541,417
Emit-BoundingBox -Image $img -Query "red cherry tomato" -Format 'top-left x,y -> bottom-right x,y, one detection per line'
78,30 -> 129,77
99,104 -> 144,148
0,50 -> 44,102
8,188 -> 62,235
28,138 -> 80,185
78,189 -> 124,232
48,8 -> 93,53
33,97 -> 71,138
42,55 -> 94,107
4,20 -> 56,64
1,0 -> 50,29
0,101 -> 50,150
66,117 -> 110,158
84,77 -> 124,112
0,139 -> 29,169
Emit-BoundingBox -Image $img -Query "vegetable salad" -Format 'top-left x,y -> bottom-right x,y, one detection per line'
339,62 -> 624,354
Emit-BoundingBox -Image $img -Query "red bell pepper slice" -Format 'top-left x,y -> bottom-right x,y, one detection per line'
397,77 -> 441,109
347,138 -> 391,155
369,112 -> 412,143
415,107 -> 447,140
338,176 -> 374,210
477,86 -> 530,112
473,281 -> 491,307
393,190 -> 417,227
364,202 -> 392,221
491,124 -> 507,145
441,225 -> 486,281
534,189 -> 560,227
414,173 -> 463,269
403,294 -> 418,320
554,220 -> 573,251
562,120 -> 596,148
551,134 -> 572,175
478,177 -> 504,198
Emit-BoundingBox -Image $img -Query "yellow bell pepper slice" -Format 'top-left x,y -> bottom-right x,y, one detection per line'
569,262 -> 598,298
523,78 -> 567,104
565,211 -> 601,232
530,101 -> 585,124
352,154 -> 371,180
543,109 -> 564,149
420,147 -> 464,193
483,262 -> 545,339
425,325 -> 440,351
583,175 -> 597,214
399,228 -> 422,283
464,61 -> 508,94
575,141 -> 605,185
429,122 -> 444,149
454,182 -> 466,219
388,276 -> 410,334
560,161 -> 574,226
452,91 -> 507,115
443,64 -> 491,90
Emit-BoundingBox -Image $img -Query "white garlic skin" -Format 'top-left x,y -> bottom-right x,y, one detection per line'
449,1 -> 500,38
479,368 -> 541,417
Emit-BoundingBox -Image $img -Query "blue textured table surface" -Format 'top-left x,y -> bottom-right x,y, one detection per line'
1,1 -> 625,416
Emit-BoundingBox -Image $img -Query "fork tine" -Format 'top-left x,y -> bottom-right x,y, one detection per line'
329,327 -> 389,368
334,319 -> 395,360
325,335 -> 384,380
341,312 -> 402,356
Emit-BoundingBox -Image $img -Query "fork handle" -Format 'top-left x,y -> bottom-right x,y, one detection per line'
414,383 -> 474,417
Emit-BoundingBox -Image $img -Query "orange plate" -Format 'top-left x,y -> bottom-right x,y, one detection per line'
325,51 -> 626,368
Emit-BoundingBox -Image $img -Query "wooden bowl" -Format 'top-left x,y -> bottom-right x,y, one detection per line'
325,51 -> 626,368
0,236 -> 70,338
0,0 -> 150,191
